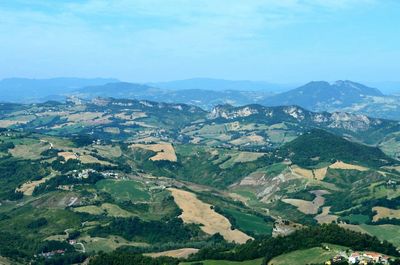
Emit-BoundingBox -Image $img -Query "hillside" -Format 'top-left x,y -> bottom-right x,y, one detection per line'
278,129 -> 394,167
206,104 -> 400,145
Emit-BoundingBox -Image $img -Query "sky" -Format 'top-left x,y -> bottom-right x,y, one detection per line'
0,0 -> 399,83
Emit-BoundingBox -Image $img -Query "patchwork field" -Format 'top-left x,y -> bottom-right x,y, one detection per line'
168,188 -> 252,243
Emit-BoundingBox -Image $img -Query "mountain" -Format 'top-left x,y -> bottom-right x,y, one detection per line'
262,80 -> 383,110
261,80 -> 400,120
150,78 -> 291,92
75,82 -> 162,99
76,82 -> 272,109
0,77 -> 118,103
77,79 -> 400,119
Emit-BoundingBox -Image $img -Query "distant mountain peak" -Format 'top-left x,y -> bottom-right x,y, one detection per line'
262,80 -> 383,111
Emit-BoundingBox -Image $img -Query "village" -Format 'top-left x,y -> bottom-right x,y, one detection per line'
325,250 -> 391,265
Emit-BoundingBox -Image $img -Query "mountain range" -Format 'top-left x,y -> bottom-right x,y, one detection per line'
0,77 -> 399,120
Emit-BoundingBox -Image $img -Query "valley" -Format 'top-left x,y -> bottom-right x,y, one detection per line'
0,97 -> 399,265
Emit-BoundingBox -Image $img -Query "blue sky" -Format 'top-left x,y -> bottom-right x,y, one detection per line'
0,0 -> 399,83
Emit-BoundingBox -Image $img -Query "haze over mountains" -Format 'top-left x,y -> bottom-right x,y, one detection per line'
0,77 -> 118,103
1,77 -> 399,120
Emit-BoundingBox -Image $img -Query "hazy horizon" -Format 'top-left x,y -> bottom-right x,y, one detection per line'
1,1 -> 399,83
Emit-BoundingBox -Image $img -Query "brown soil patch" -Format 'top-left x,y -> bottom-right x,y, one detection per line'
58,151 -> 78,161
283,190 -> 329,215
131,142 -> 177,162
329,161 -> 368,171
372,206 -> 400,222
315,206 -> 338,224
291,166 -> 314,179
168,188 -> 252,244
313,167 -> 328,180
282,199 -> 319,214
291,165 -> 328,180
17,175 -> 53,196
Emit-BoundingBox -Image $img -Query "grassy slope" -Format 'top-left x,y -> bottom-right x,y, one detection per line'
279,129 -> 394,168
224,208 -> 273,235
95,179 -> 150,201
360,224 -> 400,247
268,244 -> 348,265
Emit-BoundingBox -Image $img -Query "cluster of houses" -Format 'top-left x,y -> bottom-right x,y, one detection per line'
325,251 -> 390,264
71,168 -> 120,179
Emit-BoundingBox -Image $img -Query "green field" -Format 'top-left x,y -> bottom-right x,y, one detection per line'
360,224 -> 400,247
79,235 -> 149,253
268,244 -> 348,265
341,214 -> 370,224
224,208 -> 273,235
96,179 -> 150,201
181,258 -> 263,265
264,163 -> 287,176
